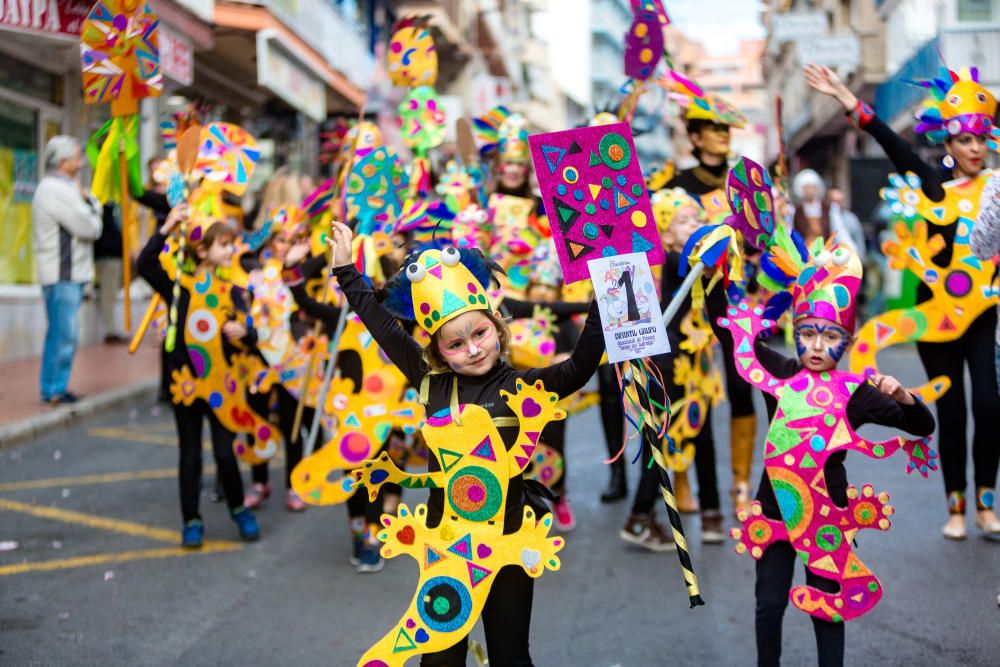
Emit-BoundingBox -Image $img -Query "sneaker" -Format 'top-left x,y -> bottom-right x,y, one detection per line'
181,520 -> 204,548
553,498 -> 577,531
44,393 -> 80,406
356,542 -> 384,573
244,482 -> 271,510
350,536 -> 364,566
231,507 -> 260,541
701,509 -> 725,544
942,514 -> 967,541
285,489 -> 307,512
620,513 -> 676,552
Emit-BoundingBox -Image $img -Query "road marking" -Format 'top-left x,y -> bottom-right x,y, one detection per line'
0,498 -> 237,545
0,466 -> 215,492
88,427 -> 192,447
0,498 -> 242,576
0,543 -> 241,576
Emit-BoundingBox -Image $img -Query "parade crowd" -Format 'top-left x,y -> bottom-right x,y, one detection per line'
29,15 -> 1000,666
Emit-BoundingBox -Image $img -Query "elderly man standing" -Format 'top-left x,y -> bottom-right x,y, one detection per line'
31,135 -> 102,405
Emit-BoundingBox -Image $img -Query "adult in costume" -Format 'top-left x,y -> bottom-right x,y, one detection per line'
806,63 -> 1000,539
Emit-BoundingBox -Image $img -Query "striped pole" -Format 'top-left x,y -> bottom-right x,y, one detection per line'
627,358 -> 704,608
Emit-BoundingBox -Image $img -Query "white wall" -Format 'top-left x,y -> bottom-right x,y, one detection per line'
537,0 -> 593,107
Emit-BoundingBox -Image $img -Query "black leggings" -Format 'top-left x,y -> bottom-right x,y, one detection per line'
631,370 -> 720,514
540,419 -> 566,494
419,565 -> 535,666
346,483 -> 388,524
755,541 -> 844,667
916,309 -> 1000,495
250,386 -> 311,488
172,399 -> 245,522
598,364 -> 626,465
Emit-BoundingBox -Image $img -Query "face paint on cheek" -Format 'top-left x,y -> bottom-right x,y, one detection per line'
826,337 -> 849,363
794,331 -> 807,357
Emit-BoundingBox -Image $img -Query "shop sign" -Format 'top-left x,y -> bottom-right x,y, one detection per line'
796,34 -> 861,68
256,31 -> 326,122
0,0 -> 91,40
159,25 -> 193,86
772,11 -> 829,43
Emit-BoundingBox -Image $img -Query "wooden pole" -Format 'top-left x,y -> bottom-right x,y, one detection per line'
128,293 -> 161,354
118,134 -> 133,333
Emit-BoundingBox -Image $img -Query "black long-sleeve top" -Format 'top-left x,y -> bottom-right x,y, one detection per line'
852,106 -> 960,299
331,262 -> 606,532
750,339 -> 936,520
666,160 -> 729,197
137,231 -> 257,378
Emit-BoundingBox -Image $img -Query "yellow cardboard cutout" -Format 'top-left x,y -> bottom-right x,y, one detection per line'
354,380 -> 566,667
167,269 -> 277,464
851,171 -> 999,402
291,315 -> 423,505
663,310 -> 724,471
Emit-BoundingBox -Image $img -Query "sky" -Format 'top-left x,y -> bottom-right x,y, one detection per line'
667,0 -> 765,55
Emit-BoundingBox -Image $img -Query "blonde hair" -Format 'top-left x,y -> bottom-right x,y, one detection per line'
253,167 -> 303,230
423,310 -> 511,374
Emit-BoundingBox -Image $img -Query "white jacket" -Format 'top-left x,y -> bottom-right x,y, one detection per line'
31,173 -> 102,285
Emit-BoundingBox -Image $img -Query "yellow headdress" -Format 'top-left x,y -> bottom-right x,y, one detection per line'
384,246 -> 499,334
651,187 -> 702,234
913,67 -> 997,143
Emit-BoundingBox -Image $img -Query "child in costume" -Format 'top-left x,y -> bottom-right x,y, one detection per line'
328,219 -> 605,665
806,63 -> 1000,540
718,164 -> 937,665
243,207 -> 313,512
519,247 -> 582,531
137,203 -> 264,548
646,188 -> 725,543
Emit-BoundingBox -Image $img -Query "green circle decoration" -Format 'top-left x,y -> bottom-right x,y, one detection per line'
815,525 -> 843,552
447,466 -> 503,521
599,133 -> 631,170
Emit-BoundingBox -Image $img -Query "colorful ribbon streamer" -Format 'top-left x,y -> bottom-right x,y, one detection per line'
85,116 -> 144,204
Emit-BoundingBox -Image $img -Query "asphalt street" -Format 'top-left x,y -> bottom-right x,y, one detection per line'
1,344 -> 998,666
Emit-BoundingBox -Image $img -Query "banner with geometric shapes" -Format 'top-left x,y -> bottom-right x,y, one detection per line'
528,122 -> 664,283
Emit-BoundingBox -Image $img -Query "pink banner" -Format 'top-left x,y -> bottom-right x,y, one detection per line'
528,122 -> 663,283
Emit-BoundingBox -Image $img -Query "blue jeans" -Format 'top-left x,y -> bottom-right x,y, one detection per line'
40,282 -> 84,400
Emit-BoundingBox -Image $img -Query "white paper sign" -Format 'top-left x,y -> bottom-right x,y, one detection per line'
588,252 -> 670,364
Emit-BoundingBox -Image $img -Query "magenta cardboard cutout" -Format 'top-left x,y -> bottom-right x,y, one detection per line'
720,302 -> 937,622
528,122 -> 664,283
624,9 -> 663,80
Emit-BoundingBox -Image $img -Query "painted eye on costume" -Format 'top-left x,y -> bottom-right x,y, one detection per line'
406,262 -> 427,282
813,249 -> 832,267
977,92 -> 988,104
948,94 -> 961,106
831,247 -> 850,266
440,246 -> 461,266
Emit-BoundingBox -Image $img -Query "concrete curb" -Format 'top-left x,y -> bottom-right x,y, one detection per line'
0,378 -> 159,449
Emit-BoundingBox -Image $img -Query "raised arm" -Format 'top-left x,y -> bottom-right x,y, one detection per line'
523,299 -> 605,397
137,206 -> 184,302
804,64 -> 944,201
329,222 -> 426,387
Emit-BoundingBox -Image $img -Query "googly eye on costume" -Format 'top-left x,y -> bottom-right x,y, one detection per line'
407,262 -> 427,282
977,92 -> 988,104
474,210 -> 489,224
948,94 -> 961,106
813,249 -> 832,267
832,247 -> 850,266
440,247 -> 462,266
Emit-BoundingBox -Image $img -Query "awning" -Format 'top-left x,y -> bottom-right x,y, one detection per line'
214,1 -> 365,109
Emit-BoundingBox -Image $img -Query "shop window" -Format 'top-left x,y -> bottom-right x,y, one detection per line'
0,52 -> 60,105
957,0 -> 994,21
0,99 -> 38,284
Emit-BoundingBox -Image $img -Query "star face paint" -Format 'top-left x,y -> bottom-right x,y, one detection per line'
794,317 -> 851,372
437,312 -> 500,376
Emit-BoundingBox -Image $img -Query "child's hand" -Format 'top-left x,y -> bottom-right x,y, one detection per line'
222,320 -> 247,341
329,220 -> 354,268
872,374 -> 915,405
161,205 -> 187,236
284,241 -> 311,267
